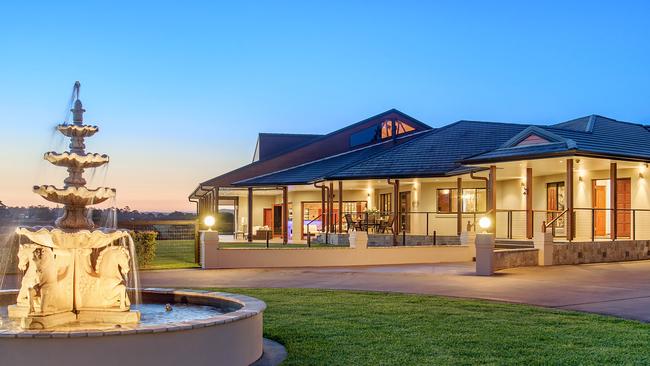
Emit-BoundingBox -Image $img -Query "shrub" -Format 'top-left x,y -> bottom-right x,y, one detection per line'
130,231 -> 157,267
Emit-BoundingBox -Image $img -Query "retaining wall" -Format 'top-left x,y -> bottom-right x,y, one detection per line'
493,248 -> 539,271
553,240 -> 650,265
202,245 -> 473,269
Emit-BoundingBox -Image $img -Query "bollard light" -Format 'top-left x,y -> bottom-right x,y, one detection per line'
204,215 -> 216,231
478,216 -> 492,233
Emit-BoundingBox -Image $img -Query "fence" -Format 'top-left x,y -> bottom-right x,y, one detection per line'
118,219 -> 199,268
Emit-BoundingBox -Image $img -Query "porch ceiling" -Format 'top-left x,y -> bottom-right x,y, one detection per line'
471,157 -> 647,181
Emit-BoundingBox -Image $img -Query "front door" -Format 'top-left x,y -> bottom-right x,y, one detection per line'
546,182 -> 565,235
593,184 -> 607,237
617,178 -> 631,238
263,208 -> 273,229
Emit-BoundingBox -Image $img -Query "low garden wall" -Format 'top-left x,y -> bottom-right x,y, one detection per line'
202,243 -> 473,269
493,248 -> 539,271
553,240 -> 650,265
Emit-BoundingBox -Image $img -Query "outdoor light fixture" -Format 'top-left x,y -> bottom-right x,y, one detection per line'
478,216 -> 492,233
204,215 -> 216,230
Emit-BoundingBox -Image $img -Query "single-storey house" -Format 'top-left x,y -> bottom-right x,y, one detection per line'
189,109 -> 650,246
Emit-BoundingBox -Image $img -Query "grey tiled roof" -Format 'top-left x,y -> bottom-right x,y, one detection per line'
327,121 -> 530,179
465,115 -> 650,163
233,114 -> 650,185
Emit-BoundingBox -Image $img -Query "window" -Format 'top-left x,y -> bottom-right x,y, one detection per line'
437,188 -> 486,213
379,193 -> 392,214
350,120 -> 417,147
381,120 -> 416,139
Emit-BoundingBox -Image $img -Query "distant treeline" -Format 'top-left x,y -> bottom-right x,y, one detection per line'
0,202 -> 196,224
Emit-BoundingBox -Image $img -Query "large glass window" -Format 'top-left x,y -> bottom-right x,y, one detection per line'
437,188 -> 486,213
379,193 -> 392,214
350,120 -> 417,147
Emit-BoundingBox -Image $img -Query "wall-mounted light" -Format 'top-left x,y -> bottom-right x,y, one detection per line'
520,182 -> 528,195
578,176 -> 583,182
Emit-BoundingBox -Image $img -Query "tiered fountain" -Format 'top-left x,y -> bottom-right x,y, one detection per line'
8,82 -> 139,329
0,83 -> 268,366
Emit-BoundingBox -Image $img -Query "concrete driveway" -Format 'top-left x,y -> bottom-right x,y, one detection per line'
140,260 -> 650,322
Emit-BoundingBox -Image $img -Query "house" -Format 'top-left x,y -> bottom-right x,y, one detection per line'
189,109 -> 650,246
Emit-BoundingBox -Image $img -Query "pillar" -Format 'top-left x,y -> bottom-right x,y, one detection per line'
456,177 -> 462,235
610,162 -> 617,240
393,179 -> 400,235
526,167 -> 533,239
282,186 -> 288,244
475,233 -> 495,276
321,186 -> 327,233
338,181 -> 343,233
329,182 -> 335,233
214,186 -> 220,227
488,165 -> 497,237
247,187 -> 253,242
566,159 -> 574,241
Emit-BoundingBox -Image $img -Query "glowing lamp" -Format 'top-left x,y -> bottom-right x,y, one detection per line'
204,215 -> 216,230
478,217 -> 492,232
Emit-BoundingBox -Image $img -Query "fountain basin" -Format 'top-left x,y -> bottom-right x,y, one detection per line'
0,288 -> 266,366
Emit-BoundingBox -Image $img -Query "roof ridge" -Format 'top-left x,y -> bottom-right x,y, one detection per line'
235,130 -> 431,185
258,132 -> 323,137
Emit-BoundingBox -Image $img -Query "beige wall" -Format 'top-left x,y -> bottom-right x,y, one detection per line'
203,245 -> 473,269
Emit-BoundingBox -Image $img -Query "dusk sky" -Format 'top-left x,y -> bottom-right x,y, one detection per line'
1,1 -> 649,212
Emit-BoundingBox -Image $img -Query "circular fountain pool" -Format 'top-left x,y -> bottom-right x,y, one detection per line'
0,288 -> 266,366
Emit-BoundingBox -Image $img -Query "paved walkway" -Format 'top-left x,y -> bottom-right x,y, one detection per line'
140,260 -> 650,322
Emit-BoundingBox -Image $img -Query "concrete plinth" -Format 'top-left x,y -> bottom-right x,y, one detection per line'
460,231 -> 477,258
475,234 -> 495,276
348,231 -> 368,249
201,230 -> 220,269
533,231 -> 554,266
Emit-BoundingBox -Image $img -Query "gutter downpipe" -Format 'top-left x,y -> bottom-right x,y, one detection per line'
314,182 -> 329,244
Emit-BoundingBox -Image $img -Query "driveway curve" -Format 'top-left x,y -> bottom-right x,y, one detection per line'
141,260 -> 650,322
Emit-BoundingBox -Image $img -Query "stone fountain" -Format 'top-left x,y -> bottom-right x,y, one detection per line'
0,83 -> 269,366
8,82 -> 139,329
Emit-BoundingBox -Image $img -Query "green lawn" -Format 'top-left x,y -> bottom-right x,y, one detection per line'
215,288 -> 650,365
141,240 -> 345,270
142,239 -> 199,270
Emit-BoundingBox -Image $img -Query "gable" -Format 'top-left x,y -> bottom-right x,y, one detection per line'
515,134 -> 550,146
196,109 -> 431,190
254,133 -> 322,162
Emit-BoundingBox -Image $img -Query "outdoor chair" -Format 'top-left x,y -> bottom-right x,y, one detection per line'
378,214 -> 395,234
344,214 -> 362,232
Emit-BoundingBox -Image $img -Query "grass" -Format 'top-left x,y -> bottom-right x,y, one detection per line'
213,288 -> 650,365
141,239 -> 343,270
142,239 -> 199,270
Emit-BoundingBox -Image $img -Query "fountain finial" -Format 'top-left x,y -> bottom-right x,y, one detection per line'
71,81 -> 85,125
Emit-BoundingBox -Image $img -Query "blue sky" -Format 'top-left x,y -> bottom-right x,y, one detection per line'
1,1 -> 649,211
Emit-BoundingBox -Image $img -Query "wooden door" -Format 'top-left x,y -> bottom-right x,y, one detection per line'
593,184 -> 607,237
263,208 -> 273,228
617,178 -> 631,237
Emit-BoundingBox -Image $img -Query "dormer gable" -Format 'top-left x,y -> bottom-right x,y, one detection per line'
500,126 -> 576,149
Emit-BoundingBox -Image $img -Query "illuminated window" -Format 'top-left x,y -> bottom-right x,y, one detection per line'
381,120 -> 415,139
437,188 -> 486,213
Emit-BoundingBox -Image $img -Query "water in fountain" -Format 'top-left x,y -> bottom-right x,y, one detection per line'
126,235 -> 142,306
